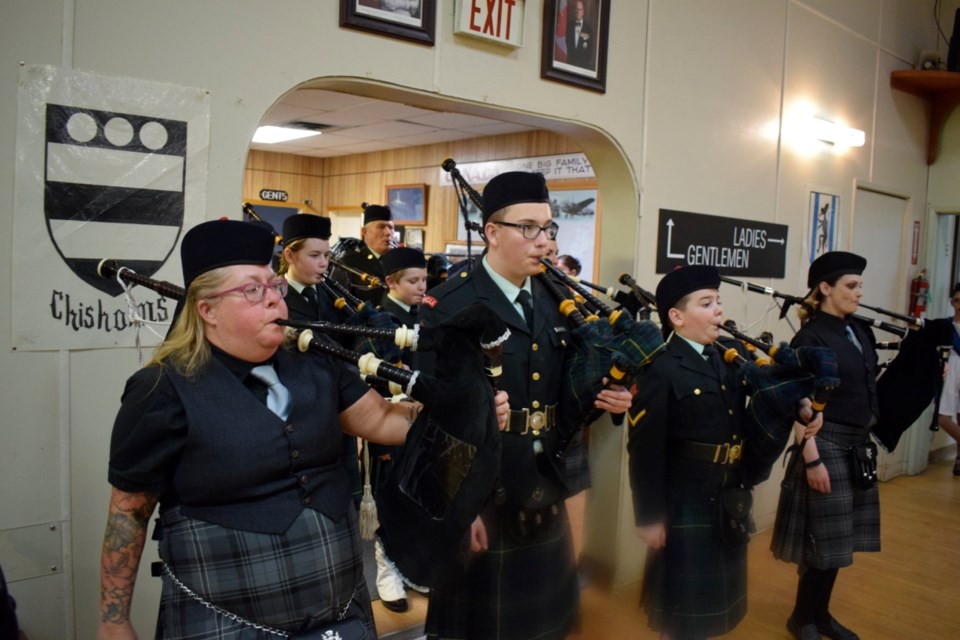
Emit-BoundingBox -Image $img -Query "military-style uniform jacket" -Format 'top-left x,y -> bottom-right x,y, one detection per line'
791,313 -> 879,427
417,263 -> 571,509
337,242 -> 387,307
627,336 -> 749,524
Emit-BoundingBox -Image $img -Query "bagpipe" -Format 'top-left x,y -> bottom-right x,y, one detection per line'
100,252 -> 516,588
719,274 -> 953,452
536,259 -> 666,462
718,319 -> 840,485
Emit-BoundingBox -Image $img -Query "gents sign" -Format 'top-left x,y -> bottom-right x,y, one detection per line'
656,209 -> 788,278
259,188 -> 288,202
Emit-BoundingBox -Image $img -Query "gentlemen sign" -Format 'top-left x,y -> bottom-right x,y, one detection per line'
455,0 -> 524,47
656,209 -> 788,278
259,188 -> 288,202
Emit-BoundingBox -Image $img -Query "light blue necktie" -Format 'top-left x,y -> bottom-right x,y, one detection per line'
250,364 -> 291,421
845,324 -> 863,353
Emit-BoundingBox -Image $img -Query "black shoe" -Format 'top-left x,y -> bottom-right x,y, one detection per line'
380,597 -> 409,613
816,616 -> 859,640
788,616 -> 822,640
953,459 -> 960,476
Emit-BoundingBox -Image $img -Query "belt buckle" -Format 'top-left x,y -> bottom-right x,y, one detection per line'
728,443 -> 742,464
529,410 -> 546,436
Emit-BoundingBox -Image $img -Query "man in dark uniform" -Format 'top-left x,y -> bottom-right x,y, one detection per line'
337,203 -> 394,307
628,265 -> 754,640
417,171 -> 632,640
566,0 -> 596,71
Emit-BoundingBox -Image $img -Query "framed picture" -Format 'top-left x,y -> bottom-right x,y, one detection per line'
808,191 -> 840,264
340,0 -> 436,46
541,0 -> 610,93
403,226 -> 424,250
549,187 -> 598,282
386,184 -> 427,225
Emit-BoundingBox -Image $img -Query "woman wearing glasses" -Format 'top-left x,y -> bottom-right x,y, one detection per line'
418,172 -> 632,640
96,219 -> 433,640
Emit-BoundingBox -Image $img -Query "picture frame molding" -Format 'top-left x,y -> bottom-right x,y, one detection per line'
386,183 -> 428,226
340,0 -> 436,46
540,0 -> 610,93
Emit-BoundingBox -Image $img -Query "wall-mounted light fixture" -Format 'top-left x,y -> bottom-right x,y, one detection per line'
807,117 -> 865,147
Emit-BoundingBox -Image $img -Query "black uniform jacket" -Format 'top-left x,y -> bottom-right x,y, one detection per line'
416,264 -> 572,508
791,313 -> 879,427
627,336 -> 749,526
337,242 -> 387,307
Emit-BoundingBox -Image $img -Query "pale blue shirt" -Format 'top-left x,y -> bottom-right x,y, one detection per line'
481,255 -> 533,326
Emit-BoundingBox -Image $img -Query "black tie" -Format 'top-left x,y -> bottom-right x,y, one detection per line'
302,286 -> 320,314
702,344 -> 723,377
516,289 -> 534,331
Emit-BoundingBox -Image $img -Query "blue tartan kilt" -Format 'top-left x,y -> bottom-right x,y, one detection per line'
424,502 -> 579,640
156,506 -> 374,639
771,422 -> 881,569
642,499 -> 748,638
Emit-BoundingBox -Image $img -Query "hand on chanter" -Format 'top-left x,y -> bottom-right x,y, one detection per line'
494,390 -> 510,431
595,379 -> 633,414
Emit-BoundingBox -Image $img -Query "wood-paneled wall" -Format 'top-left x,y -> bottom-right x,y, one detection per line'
243,131 -> 585,255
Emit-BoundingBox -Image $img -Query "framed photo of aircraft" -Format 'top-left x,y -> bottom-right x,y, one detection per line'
385,183 -> 427,226
548,186 -> 598,282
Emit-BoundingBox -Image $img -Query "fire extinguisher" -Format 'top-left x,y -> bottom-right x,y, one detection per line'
909,269 -> 928,318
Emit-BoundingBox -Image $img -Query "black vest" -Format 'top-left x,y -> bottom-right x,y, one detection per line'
165,349 -> 351,533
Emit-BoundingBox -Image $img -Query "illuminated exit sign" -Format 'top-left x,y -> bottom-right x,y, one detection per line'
455,0 -> 524,48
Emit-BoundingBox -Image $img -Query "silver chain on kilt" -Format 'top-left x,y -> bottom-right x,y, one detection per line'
162,561 -> 356,638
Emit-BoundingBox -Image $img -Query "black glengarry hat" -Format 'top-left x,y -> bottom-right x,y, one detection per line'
282,214 -> 331,245
181,219 -> 276,288
655,265 -> 721,332
807,251 -> 866,289
363,204 -> 393,225
481,171 -> 550,223
381,247 -> 427,276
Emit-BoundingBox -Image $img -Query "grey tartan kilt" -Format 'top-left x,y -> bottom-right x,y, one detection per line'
772,422 -> 881,569
424,502 -> 579,640
156,505 -> 374,640
641,498 -> 748,638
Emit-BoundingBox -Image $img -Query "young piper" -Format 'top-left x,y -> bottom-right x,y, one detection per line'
628,265 -> 753,640
418,171 -> 632,640
369,246 -> 429,612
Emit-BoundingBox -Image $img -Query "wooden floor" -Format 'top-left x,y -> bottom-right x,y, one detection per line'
374,458 -> 960,639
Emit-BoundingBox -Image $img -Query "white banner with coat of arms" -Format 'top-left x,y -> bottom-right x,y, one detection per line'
13,65 -> 209,350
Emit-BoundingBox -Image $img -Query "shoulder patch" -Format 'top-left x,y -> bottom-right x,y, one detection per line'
421,294 -> 438,308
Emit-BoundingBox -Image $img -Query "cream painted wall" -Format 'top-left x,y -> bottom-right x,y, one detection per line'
0,0 -> 955,637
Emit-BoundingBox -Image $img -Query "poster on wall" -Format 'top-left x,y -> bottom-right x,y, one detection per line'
808,190 -> 840,264
13,64 -> 210,351
549,187 -> 597,283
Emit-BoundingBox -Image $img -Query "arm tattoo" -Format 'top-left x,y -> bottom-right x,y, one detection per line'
99,489 -> 158,625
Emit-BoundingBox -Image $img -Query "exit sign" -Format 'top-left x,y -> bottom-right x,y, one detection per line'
455,0 -> 524,48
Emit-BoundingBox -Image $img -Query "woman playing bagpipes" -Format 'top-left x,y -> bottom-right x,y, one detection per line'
97,219 -> 509,640
774,252 -> 878,640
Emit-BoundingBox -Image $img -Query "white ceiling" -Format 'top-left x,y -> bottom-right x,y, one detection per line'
251,89 -> 538,158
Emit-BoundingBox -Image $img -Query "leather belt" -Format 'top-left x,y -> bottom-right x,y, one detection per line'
505,404 -> 557,436
671,439 -> 744,465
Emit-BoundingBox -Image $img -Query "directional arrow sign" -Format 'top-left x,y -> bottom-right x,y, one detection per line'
656,209 -> 789,278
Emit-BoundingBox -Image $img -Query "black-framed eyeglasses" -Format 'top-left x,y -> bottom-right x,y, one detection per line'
206,277 -> 289,303
493,220 -> 560,240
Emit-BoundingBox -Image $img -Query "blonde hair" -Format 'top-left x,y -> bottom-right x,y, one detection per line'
276,239 -> 305,276
147,267 -> 232,378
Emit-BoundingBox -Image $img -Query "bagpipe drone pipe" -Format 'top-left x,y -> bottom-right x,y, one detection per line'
99,255 -> 516,588
718,274 -> 953,454
536,260 -> 666,462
